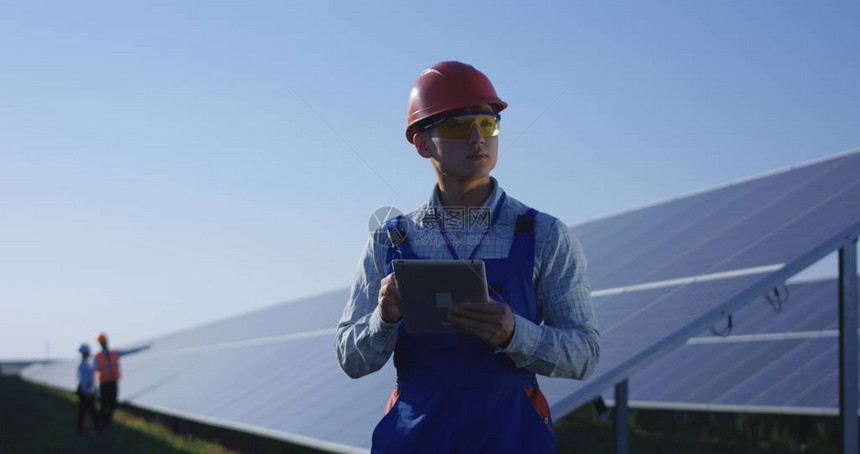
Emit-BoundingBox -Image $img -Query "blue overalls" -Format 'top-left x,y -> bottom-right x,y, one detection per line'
371,207 -> 558,453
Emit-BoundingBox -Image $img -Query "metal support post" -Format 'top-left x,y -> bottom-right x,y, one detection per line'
839,238 -> 858,454
615,379 -> 629,454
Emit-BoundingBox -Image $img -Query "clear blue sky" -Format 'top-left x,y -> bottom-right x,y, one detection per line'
2,1 -> 858,360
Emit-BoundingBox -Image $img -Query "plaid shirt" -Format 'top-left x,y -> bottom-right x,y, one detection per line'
335,178 -> 600,380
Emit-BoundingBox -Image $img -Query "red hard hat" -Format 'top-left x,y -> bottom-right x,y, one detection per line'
97,333 -> 107,344
406,61 -> 507,144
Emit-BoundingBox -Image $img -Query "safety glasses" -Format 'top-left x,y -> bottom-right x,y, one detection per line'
420,112 -> 501,139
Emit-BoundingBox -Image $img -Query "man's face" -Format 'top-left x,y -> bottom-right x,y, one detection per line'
417,104 -> 499,182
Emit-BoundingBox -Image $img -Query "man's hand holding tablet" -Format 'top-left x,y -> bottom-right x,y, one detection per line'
446,301 -> 516,348
378,273 -> 403,323
391,260 -> 497,334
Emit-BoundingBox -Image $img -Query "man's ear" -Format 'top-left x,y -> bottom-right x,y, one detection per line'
414,133 -> 431,158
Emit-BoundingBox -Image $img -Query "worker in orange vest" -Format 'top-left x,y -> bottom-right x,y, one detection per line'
94,332 -> 151,426
94,333 -> 122,426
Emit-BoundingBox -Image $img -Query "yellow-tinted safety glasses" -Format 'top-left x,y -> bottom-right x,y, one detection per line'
421,112 -> 501,139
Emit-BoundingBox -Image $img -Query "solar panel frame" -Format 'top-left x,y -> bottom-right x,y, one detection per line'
599,278 -> 859,416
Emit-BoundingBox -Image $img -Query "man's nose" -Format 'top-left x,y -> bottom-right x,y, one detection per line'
468,124 -> 486,145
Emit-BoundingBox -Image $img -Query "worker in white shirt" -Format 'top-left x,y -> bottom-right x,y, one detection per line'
76,343 -> 100,434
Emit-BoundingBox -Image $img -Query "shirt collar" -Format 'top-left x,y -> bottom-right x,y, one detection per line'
422,177 -> 504,226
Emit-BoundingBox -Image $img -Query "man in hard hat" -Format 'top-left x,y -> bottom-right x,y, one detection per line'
336,61 -> 600,453
93,333 -> 150,427
76,343 -> 100,434
94,333 -> 122,426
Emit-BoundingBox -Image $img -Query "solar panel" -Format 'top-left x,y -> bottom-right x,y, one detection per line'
22,149 -> 860,452
539,150 -> 860,417
24,289 -> 394,452
599,278 -> 855,415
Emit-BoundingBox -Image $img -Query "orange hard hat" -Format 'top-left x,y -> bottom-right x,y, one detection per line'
97,333 -> 108,344
406,61 -> 507,144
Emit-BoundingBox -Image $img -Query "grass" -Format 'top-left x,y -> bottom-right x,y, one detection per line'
1,374 -> 843,453
554,404 -> 841,454
0,375 -> 308,454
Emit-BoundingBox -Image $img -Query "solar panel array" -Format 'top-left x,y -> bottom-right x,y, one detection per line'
23,150 -> 860,452
538,150 -> 860,416
25,289 -> 387,453
600,277 -> 858,415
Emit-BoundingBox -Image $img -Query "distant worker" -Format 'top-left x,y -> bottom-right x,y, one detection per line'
76,343 -> 100,434
94,333 -> 122,426
335,61 -> 600,453
94,332 -> 150,426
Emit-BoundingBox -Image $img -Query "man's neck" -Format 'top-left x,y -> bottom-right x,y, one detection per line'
436,177 -> 494,209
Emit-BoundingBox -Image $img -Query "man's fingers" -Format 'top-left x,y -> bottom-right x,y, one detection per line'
379,283 -> 400,298
446,311 -> 504,334
447,309 -> 499,324
382,272 -> 398,287
449,305 -> 504,320
447,313 -> 492,332
448,301 -> 515,347
456,301 -> 505,313
447,314 -> 503,342
379,272 -> 401,299
378,271 -> 404,323
379,296 -> 399,307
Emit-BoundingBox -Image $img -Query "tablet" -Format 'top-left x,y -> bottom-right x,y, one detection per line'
392,259 -> 490,333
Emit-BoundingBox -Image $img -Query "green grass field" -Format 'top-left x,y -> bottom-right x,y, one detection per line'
0,375 -> 243,454
554,404 -> 839,453
0,375 -> 841,453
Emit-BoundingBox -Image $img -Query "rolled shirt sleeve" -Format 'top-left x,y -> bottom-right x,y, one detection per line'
335,236 -> 402,379
500,217 -> 600,380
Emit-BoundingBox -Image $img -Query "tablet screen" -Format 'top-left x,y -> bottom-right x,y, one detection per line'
392,260 -> 490,333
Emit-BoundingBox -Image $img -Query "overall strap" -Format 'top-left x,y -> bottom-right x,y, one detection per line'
383,216 -> 418,274
512,208 -> 538,269
508,208 -> 539,319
